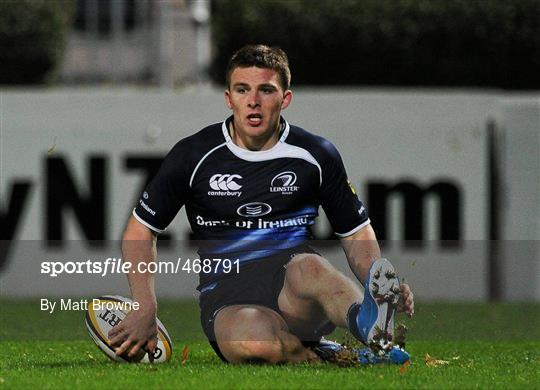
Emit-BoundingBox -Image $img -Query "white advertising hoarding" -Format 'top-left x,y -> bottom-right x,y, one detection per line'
1,89 -> 538,300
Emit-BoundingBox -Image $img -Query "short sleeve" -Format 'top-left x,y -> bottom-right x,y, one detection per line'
319,141 -> 370,237
132,142 -> 189,233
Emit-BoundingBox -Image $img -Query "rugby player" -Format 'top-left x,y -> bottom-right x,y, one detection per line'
110,44 -> 414,364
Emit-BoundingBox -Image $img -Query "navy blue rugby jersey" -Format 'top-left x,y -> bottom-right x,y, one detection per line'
133,116 -> 370,285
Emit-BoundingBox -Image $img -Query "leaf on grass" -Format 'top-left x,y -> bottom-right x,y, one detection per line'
87,353 -> 96,361
399,360 -> 411,374
425,353 -> 449,367
182,345 -> 189,364
452,356 -> 460,360
0,377 -> 5,384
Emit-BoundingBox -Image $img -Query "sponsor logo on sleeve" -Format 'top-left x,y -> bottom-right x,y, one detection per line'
270,171 -> 299,195
139,199 -> 156,216
138,190 -> 156,215
208,174 -> 242,197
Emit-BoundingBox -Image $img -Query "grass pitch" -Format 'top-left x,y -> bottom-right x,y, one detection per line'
1,300 -> 539,389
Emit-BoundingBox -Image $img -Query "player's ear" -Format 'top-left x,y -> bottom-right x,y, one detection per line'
281,90 -> 293,110
224,89 -> 232,109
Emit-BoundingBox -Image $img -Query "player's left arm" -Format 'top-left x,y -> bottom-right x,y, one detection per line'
314,136 -> 413,315
340,224 -> 414,317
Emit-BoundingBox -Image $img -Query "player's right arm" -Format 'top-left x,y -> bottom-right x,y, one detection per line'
108,216 -> 159,358
108,134 -> 204,356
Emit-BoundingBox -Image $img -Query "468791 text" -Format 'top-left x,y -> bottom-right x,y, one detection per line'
179,258 -> 240,274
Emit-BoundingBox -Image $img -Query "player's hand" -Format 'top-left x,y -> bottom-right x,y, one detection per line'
108,304 -> 158,358
397,283 -> 414,317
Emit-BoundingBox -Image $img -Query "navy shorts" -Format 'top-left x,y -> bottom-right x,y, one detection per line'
198,245 -> 335,361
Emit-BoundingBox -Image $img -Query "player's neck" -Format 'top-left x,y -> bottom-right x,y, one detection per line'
229,121 -> 281,151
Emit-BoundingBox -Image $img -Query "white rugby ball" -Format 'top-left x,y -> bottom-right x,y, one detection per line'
85,295 -> 172,363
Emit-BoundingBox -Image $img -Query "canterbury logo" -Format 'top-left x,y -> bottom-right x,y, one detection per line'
209,174 -> 243,191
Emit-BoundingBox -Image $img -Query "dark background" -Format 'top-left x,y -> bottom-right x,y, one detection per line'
2,0 -> 539,89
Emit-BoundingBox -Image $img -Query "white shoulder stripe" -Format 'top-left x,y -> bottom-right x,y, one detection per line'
282,143 -> 323,185
189,142 -> 227,187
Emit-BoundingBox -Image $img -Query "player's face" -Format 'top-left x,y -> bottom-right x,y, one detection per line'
225,66 -> 292,147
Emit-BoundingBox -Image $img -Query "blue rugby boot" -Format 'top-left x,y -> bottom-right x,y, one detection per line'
310,338 -> 410,365
310,338 -> 344,362
356,346 -> 410,365
347,258 -> 401,351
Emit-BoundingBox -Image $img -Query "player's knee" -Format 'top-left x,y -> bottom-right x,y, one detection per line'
294,254 -> 331,281
285,254 -> 332,297
235,340 -> 284,364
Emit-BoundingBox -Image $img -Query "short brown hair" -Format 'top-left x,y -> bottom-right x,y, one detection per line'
226,44 -> 291,91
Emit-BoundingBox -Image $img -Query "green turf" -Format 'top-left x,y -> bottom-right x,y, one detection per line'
1,300 -> 539,389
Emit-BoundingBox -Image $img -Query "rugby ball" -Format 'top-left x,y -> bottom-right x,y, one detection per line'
85,295 -> 172,363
